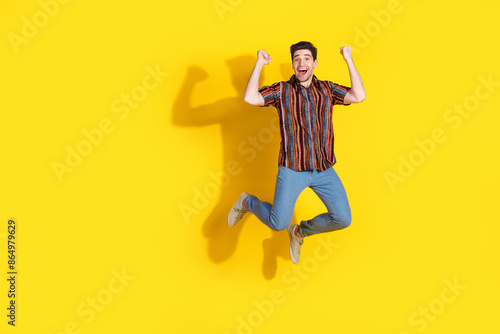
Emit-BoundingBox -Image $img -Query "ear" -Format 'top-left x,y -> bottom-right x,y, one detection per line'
314,59 -> 318,68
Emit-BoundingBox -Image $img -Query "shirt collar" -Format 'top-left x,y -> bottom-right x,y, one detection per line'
289,74 -> 319,89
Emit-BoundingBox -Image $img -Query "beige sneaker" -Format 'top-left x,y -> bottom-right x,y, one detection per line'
227,192 -> 250,227
287,224 -> 304,264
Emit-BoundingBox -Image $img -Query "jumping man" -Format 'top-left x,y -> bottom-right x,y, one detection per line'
228,41 -> 366,263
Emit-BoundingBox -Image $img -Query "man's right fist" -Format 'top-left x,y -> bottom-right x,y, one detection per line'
257,50 -> 271,65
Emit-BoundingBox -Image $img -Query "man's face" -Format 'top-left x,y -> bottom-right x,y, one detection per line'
292,49 -> 318,84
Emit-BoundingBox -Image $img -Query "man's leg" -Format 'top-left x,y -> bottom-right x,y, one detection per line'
298,167 -> 351,237
245,165 -> 308,231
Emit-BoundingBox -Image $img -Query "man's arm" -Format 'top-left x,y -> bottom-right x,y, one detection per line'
243,50 -> 271,106
341,46 -> 366,104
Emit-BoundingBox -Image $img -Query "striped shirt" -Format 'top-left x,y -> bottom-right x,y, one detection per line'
259,75 -> 350,172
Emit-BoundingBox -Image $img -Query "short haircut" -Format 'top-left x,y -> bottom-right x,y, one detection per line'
290,41 -> 318,61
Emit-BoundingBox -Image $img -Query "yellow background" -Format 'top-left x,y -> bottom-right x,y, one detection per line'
1,0 -> 499,333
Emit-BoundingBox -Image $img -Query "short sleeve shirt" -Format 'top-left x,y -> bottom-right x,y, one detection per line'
258,75 -> 350,171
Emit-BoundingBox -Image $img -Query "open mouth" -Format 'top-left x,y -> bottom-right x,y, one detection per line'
298,69 -> 307,76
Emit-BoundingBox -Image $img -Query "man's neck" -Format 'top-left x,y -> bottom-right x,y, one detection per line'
301,80 -> 312,88
293,74 -> 315,89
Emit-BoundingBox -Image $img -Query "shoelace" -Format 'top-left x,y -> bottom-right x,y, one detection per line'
234,208 -> 246,220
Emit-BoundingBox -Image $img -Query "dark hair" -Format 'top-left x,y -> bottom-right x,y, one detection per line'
290,41 -> 317,61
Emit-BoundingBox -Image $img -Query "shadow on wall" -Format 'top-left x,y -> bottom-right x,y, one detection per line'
172,55 -> 296,280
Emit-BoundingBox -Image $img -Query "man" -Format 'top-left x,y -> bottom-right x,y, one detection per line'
228,41 -> 366,263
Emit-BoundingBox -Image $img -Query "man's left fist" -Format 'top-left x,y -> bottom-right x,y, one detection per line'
340,46 -> 352,60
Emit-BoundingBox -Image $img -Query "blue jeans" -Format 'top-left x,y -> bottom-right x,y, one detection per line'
245,165 -> 351,237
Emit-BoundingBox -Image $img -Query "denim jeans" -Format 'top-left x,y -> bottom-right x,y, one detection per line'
245,165 -> 351,238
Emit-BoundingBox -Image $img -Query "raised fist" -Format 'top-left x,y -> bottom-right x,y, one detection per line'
340,46 -> 352,61
257,50 -> 271,65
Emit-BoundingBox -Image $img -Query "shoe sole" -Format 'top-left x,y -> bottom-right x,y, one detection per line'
288,225 -> 299,264
227,205 -> 239,226
227,193 -> 248,227
289,247 -> 298,264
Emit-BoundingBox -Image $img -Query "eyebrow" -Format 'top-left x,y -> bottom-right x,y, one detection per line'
293,53 -> 312,58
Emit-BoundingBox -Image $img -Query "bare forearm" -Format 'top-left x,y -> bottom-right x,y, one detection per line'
345,57 -> 366,102
339,46 -> 366,104
244,61 -> 265,105
244,50 -> 271,106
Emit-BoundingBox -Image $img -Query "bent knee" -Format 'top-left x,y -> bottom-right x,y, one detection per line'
329,212 -> 351,229
269,216 -> 291,231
